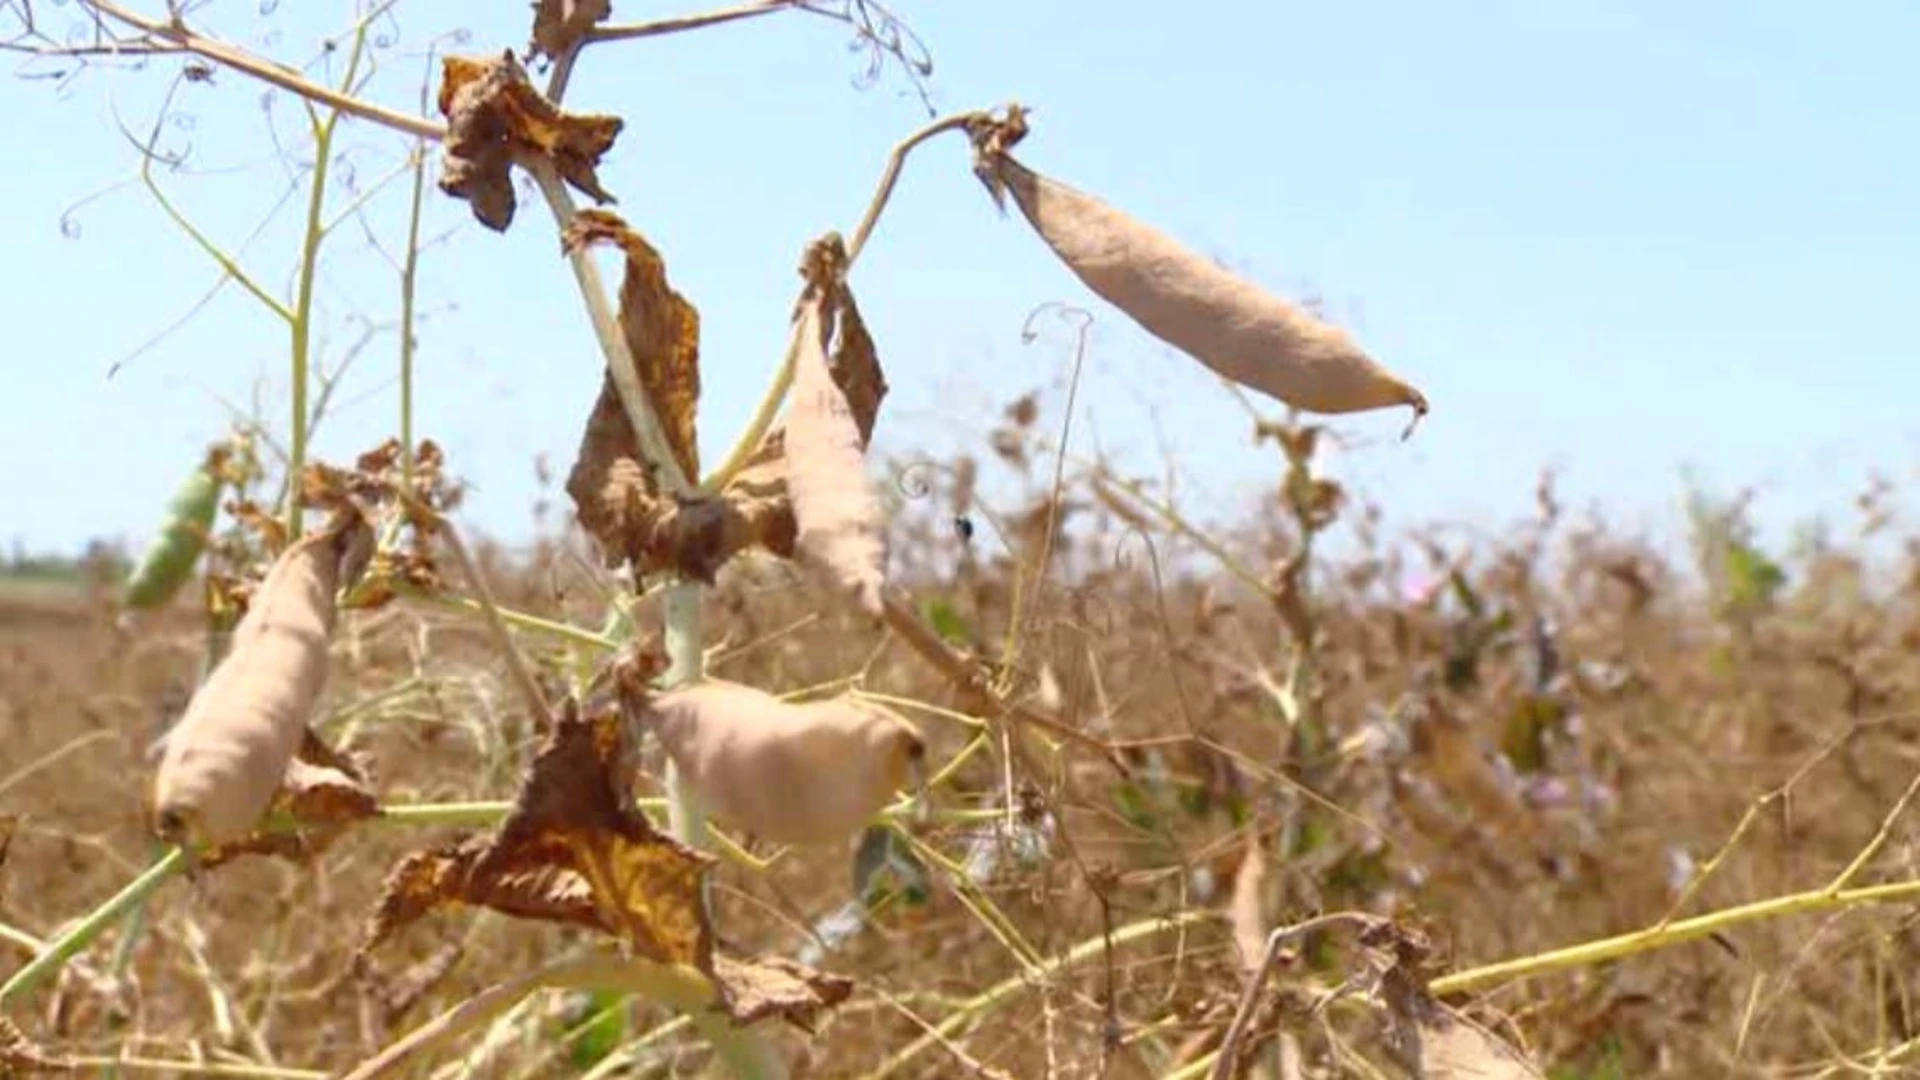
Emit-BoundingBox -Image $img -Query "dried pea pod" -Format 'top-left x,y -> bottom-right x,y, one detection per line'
785,289 -> 888,617
149,512 -> 372,851
639,678 -> 924,846
120,452 -> 225,611
975,113 -> 1427,419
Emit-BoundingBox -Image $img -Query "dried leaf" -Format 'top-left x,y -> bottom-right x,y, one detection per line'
971,110 -> 1427,420
530,0 -> 611,61
631,677 -> 923,846
0,1015 -> 69,1074
562,209 -> 702,483
566,413 -> 795,583
357,697 -> 715,971
710,954 -> 854,1033
197,730 -> 380,869
226,499 -> 289,556
821,258 -> 888,447
564,233 -> 888,586
436,51 -> 623,231
786,285 -> 887,616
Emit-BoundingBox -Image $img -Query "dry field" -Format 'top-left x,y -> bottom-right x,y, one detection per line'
4,417 -> 1920,1079
4,4 -> 1916,1078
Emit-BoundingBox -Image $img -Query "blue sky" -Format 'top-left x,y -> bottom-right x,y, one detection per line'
3,0 -> 1915,572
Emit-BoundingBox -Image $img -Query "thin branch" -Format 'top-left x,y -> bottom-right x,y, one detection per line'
1826,765 -> 1920,895
525,156 -> 693,498
877,587 -> 1125,767
845,108 -> 989,265
1211,913 -> 1385,1080
408,497 -> 552,725
589,0 -> 793,44
78,0 -> 444,140
700,107 -> 990,494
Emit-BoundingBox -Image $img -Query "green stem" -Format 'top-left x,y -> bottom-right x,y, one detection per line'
284,24 -> 371,538
410,590 -> 621,651
1165,876 -> 1920,1080
862,909 -> 1217,1080
0,848 -> 184,1005
699,316 -> 800,494
661,582 -> 710,848
398,138 -> 427,489
524,39 -> 777,1080
526,155 -> 690,499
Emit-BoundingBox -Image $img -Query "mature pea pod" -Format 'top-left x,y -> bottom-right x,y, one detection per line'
120,456 -> 223,611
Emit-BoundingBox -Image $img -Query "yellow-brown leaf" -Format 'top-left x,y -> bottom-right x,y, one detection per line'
563,234 -> 887,586
562,209 -> 702,483
436,51 -> 623,231
530,0 -> 611,61
357,694 -> 715,971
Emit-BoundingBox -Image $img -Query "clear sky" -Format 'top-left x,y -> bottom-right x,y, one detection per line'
3,1 -> 1915,570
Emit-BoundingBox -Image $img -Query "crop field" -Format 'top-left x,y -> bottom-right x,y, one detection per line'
3,3 -> 1916,1079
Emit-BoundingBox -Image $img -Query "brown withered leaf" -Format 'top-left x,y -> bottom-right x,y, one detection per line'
0,1015 -> 70,1074
344,548 -> 445,612
710,955 -> 854,1033
436,51 -> 623,231
564,232 -> 885,586
563,209 -> 702,482
356,696 -> 715,970
363,835 -> 603,944
530,0 -> 611,61
199,730 -> 380,870
567,421 -> 796,583
226,499 -> 288,556
815,237 -> 888,447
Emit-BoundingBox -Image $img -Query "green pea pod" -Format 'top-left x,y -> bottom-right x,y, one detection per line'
121,460 -> 223,611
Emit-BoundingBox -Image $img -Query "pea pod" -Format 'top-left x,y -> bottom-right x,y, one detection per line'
121,454 -> 224,612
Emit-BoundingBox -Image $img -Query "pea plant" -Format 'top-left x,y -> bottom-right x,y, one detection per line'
0,2 -> 1492,1077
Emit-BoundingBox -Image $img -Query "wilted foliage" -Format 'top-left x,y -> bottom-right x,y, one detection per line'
3,2 -> 1917,1079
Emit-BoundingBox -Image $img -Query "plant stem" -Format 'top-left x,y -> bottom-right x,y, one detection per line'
399,140 -> 428,489
590,0 -> 792,45
1167,876 -> 1920,1080
66,1058 -> 325,1080
531,39 -> 781,1080
1431,876 -> 1920,997
526,157 -> 691,499
284,24 -> 369,538
0,847 -> 184,1005
661,582 -> 710,847
701,107 -> 988,495
698,314 -> 802,494
404,590 -> 621,651
85,0 -> 445,141
861,909 -> 1217,1080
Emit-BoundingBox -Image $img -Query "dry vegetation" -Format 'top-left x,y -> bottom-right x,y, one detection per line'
5,3 -> 1920,1079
